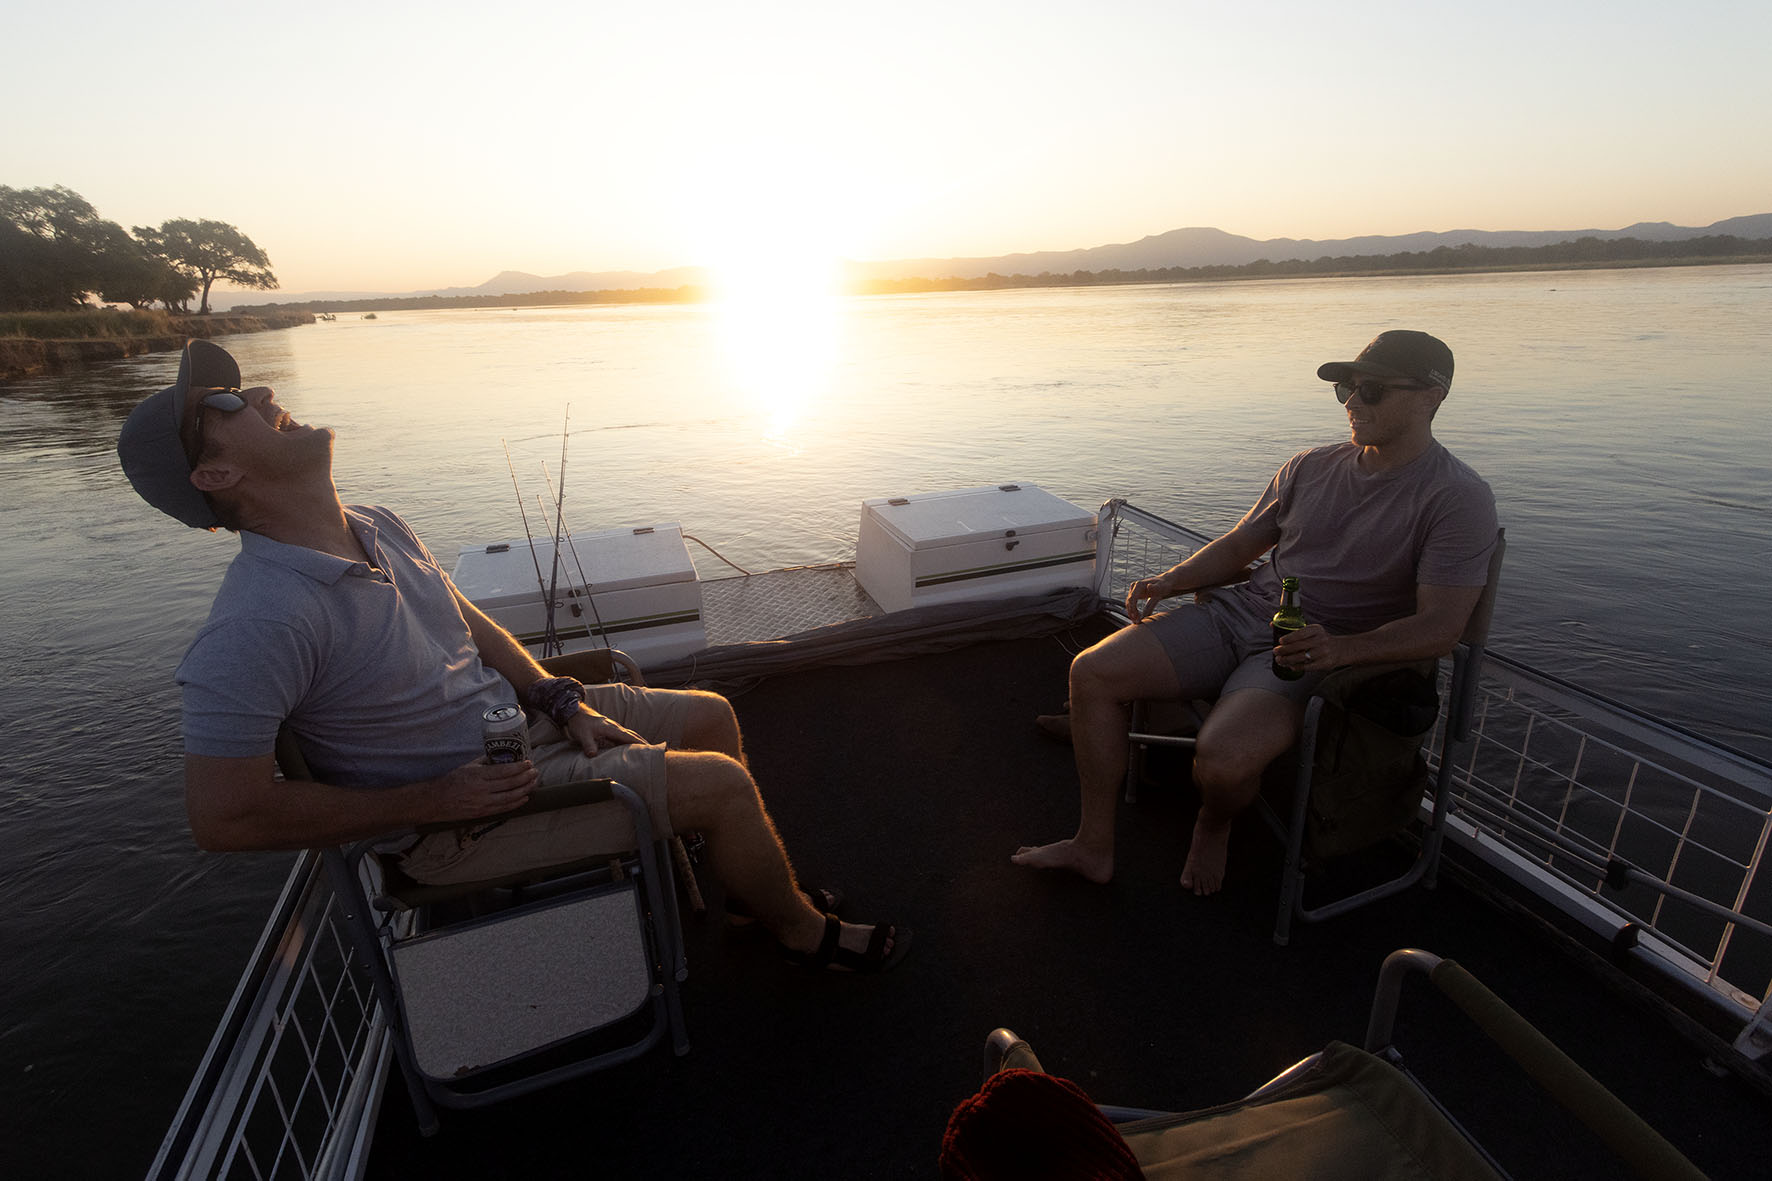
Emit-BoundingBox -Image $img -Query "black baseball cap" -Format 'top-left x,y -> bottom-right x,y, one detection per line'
1317,330 -> 1453,391
116,339 -> 241,529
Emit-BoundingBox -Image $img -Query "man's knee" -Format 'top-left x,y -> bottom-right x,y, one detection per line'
1194,696 -> 1302,787
1192,738 -> 1282,789
682,690 -> 739,744
663,749 -> 754,813
1070,630 -> 1176,706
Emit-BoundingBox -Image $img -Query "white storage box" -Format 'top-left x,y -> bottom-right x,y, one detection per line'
855,484 -> 1096,613
452,524 -> 706,666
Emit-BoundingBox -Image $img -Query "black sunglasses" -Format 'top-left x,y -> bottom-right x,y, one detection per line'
185,388 -> 249,466
1333,379 -> 1427,406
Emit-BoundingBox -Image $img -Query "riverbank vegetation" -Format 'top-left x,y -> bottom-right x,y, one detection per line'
0,307 -> 313,382
237,232 -> 1772,316
849,233 -> 1772,296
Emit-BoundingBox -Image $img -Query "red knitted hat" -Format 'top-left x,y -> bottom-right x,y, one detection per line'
939,1069 -> 1143,1180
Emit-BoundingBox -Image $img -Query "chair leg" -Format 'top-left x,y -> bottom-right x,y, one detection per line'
669,834 -> 706,917
1273,698 -> 1326,946
1124,700 -> 1145,804
323,850 -> 442,1136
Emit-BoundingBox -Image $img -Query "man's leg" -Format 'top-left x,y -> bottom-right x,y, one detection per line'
660,749 -> 897,964
1181,689 -> 1304,895
587,685 -> 893,964
673,690 -> 746,764
1011,622 -> 1183,883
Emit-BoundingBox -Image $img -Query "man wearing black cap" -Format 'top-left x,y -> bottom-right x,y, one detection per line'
117,340 -> 908,973
1014,330 -> 1497,895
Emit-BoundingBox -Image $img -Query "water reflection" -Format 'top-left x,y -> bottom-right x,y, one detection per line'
711,263 -> 844,440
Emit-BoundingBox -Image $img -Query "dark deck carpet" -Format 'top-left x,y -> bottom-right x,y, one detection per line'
367,625 -> 1770,1179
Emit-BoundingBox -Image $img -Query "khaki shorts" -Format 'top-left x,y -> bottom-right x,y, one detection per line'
397,682 -> 696,885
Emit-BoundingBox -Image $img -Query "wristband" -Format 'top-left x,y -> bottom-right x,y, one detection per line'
522,676 -> 586,729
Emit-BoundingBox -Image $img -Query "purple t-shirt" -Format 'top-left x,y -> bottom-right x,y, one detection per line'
1228,442 -> 1498,634
177,505 -> 513,787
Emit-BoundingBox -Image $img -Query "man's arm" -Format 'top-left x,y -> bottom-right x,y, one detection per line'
1125,523 -> 1274,623
450,585 -> 643,754
185,751 -> 537,852
1274,582 -> 1485,672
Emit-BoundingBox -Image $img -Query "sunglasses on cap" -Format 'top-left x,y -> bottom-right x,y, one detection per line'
184,388 -> 249,467
1333,379 -> 1429,406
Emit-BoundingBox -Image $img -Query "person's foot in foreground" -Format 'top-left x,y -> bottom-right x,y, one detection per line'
1009,836 -> 1114,884
778,909 -> 912,973
1178,813 -> 1232,895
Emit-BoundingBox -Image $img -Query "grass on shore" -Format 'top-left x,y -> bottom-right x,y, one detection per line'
0,308 -> 179,340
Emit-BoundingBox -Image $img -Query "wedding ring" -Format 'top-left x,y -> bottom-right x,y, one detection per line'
1304,652 -> 1313,663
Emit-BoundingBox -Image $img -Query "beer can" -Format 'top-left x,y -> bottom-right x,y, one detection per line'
482,704 -> 530,764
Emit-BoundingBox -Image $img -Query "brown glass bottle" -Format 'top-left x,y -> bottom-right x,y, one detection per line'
1271,577 -> 1306,680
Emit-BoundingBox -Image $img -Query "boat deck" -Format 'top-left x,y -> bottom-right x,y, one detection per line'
362,621 -> 1771,1179
698,564 -> 883,646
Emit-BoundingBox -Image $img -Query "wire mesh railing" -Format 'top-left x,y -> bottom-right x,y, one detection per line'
150,853 -> 387,1181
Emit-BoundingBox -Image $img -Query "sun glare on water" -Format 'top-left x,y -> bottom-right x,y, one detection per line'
709,246 -> 845,442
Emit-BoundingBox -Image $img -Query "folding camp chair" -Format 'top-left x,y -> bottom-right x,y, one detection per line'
956,947 -> 1704,1180
1125,531 -> 1506,944
277,726 -> 690,1137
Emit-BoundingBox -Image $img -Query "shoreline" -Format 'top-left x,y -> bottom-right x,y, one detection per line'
0,311 -> 315,384
231,253 -> 1772,317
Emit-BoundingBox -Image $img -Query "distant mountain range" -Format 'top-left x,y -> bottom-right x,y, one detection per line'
226,214 -> 1772,308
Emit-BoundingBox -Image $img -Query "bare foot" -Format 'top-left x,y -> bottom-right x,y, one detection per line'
1179,816 -> 1232,895
1010,838 -> 1113,884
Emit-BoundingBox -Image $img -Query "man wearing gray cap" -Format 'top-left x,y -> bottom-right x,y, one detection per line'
117,340 -> 907,973
1014,330 -> 1497,896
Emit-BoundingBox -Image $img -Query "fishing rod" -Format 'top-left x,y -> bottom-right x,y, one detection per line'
502,438 -> 555,654
541,407 -> 571,658
540,462 -> 612,650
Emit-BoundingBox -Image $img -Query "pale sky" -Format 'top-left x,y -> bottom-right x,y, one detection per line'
10,0 -> 1770,298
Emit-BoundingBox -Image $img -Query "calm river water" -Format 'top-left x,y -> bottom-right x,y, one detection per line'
4,265 -> 1770,1174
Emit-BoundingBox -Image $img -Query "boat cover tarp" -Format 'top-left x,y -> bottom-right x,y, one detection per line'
640,586 -> 1101,693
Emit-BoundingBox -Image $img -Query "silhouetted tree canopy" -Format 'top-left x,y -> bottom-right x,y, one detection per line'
135,218 -> 277,314
0,185 -> 138,310
1,186 -> 274,313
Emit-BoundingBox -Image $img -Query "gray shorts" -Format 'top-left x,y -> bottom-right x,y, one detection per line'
397,681 -> 694,885
1143,589 -> 1327,703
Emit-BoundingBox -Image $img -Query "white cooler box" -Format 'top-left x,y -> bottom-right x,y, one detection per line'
451,524 -> 706,667
855,484 -> 1096,613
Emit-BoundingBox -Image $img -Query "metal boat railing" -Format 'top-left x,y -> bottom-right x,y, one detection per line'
1095,499 -> 1772,1055
147,851 -> 391,1181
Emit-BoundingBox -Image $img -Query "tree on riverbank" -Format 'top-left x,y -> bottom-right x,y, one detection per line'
134,218 -> 278,315
1,186 -> 276,314
0,185 -> 188,311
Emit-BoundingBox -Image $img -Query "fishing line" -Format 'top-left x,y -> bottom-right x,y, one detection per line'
540,463 -> 612,650
502,438 -> 553,650
538,407 -> 574,658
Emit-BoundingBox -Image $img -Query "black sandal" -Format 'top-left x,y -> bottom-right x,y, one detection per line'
781,913 -> 913,974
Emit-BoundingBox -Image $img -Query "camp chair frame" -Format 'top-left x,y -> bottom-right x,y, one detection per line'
1125,531 -> 1505,944
276,729 -> 689,1136
973,945 -> 1703,1181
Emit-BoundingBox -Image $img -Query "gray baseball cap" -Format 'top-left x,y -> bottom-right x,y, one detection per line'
1317,330 -> 1453,391
116,339 -> 241,529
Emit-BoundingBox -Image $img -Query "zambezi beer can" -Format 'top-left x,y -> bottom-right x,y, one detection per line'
482,704 -> 530,764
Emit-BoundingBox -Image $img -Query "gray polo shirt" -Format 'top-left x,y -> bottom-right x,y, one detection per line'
177,505 -> 512,788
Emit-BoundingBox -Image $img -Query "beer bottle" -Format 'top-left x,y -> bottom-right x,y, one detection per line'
1271,577 -> 1306,681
